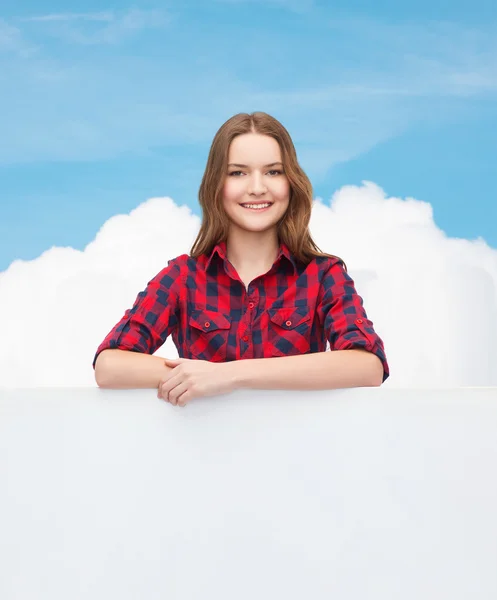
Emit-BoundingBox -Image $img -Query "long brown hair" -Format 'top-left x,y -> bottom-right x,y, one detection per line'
189,112 -> 347,271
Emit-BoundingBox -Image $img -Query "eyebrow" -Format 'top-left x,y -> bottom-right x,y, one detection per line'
227,162 -> 283,168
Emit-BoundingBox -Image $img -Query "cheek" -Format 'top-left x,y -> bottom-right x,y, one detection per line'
222,188 -> 238,214
223,180 -> 241,201
276,182 -> 291,203
275,177 -> 290,193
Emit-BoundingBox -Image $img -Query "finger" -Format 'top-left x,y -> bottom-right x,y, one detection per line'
159,372 -> 183,401
158,382 -> 170,401
177,391 -> 190,407
169,381 -> 189,406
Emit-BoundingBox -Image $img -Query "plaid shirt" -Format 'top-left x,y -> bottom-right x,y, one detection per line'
93,240 -> 389,383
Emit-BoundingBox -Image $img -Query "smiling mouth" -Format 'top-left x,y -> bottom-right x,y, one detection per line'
240,202 -> 274,209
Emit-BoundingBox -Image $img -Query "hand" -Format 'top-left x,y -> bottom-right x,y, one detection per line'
158,358 -> 237,407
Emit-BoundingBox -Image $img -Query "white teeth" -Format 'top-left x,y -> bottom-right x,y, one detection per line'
242,203 -> 271,209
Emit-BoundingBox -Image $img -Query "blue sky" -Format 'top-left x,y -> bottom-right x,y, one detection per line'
1,0 -> 496,272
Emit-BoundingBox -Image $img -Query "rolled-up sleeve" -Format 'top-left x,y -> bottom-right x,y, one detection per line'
317,259 -> 389,383
92,257 -> 184,369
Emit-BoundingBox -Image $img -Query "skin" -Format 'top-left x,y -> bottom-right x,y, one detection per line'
158,133 -> 292,407
221,132 -> 291,274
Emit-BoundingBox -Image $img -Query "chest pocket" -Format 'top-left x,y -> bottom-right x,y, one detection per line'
267,306 -> 311,357
188,308 -> 232,362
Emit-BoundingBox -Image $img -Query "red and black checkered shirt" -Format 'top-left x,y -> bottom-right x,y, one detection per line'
93,240 -> 390,383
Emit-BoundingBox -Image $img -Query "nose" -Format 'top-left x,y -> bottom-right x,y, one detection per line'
248,172 -> 268,196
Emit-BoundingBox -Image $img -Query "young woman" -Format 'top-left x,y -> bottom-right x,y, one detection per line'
93,112 -> 389,406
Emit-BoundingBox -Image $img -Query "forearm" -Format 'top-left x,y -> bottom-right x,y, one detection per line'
229,349 -> 383,391
94,349 -> 173,389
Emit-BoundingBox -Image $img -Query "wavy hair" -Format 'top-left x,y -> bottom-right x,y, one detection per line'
189,111 -> 347,271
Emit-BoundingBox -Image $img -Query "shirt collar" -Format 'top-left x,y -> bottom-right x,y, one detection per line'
206,239 -> 298,275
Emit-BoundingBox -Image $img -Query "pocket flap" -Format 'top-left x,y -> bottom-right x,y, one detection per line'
268,306 -> 310,330
189,309 -> 231,333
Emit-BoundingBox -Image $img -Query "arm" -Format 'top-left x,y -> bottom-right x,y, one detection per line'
92,256 -> 185,389
228,348 -> 383,391
317,259 -> 389,385
95,349 -> 175,389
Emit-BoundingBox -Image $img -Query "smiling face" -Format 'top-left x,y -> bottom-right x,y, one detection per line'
222,133 -> 291,238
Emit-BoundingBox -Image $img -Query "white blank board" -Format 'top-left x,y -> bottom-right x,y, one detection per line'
1,387 -> 497,599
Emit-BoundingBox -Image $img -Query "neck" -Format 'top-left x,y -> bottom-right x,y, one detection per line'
226,231 -> 280,271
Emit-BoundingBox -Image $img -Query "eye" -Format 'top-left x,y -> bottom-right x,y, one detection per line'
228,170 -> 284,176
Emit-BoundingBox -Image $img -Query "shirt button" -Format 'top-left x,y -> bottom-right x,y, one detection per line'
248,302 -> 255,309
204,321 -> 210,328
242,335 -> 249,342
285,320 -> 292,326
356,319 -> 363,324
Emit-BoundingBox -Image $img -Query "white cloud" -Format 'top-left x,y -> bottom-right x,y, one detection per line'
19,9 -> 171,45
21,12 -> 114,23
325,17 -> 497,96
1,183 -> 496,388
0,18 -> 37,56
214,0 -> 315,11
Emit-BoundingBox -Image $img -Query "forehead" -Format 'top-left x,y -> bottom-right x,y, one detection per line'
228,134 -> 281,161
